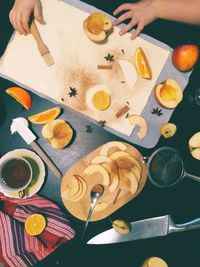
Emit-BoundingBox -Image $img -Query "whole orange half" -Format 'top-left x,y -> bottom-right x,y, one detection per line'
28,107 -> 61,124
6,87 -> 31,110
134,47 -> 152,80
25,213 -> 46,236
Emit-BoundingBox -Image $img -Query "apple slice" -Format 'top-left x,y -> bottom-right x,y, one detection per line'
160,123 -> 177,138
61,175 -> 80,200
83,164 -> 110,186
155,79 -> 183,108
118,59 -> 138,89
71,175 -> 87,201
110,152 -> 142,173
119,169 -> 138,195
112,219 -> 130,235
61,175 -> 87,202
131,165 -> 141,182
142,257 -> 168,267
100,141 -> 127,156
93,201 -> 108,212
109,151 -> 130,160
83,13 -> 113,43
91,155 -> 112,164
102,162 -> 119,192
127,114 -> 148,139
189,131 -> 200,160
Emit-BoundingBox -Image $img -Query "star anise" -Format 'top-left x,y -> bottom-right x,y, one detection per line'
151,107 -> 163,116
104,53 -> 114,62
68,87 -> 78,97
98,120 -> 107,128
85,125 -> 94,133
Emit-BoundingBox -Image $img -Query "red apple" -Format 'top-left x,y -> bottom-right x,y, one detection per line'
172,44 -> 199,71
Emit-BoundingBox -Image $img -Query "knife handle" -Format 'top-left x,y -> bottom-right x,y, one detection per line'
169,216 -> 200,234
31,141 -> 62,179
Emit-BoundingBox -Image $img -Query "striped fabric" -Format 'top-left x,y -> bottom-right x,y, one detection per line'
0,193 -> 76,267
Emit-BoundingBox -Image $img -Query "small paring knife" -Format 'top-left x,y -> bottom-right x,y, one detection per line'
87,215 -> 200,245
30,21 -> 54,67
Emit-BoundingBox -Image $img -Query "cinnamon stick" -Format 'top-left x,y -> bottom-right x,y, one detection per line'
97,65 -> 113,70
115,105 -> 129,118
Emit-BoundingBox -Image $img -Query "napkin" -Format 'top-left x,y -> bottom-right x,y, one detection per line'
0,193 -> 75,267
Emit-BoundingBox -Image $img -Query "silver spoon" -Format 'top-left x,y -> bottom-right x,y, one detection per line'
81,184 -> 104,239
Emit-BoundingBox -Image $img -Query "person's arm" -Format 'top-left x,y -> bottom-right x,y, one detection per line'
9,0 -> 44,35
113,0 -> 200,40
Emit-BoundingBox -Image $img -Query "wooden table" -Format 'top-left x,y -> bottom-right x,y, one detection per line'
0,1 -> 200,266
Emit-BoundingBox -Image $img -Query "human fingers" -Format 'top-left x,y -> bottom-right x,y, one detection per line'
113,3 -> 134,16
9,9 -> 15,29
10,8 -> 27,35
119,18 -> 138,35
15,11 -> 28,35
131,23 -> 144,40
113,11 -> 132,26
21,10 -> 31,34
34,0 -> 45,24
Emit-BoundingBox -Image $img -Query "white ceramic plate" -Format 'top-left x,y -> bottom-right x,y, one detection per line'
0,149 -> 45,198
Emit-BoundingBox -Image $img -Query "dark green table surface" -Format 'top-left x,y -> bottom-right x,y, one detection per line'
0,1 -> 200,266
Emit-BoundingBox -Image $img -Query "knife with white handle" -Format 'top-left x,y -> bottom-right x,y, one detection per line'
87,215 -> 200,245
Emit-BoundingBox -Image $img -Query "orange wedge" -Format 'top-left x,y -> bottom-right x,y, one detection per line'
25,214 -> 46,236
6,87 -> 31,110
134,47 -> 152,79
28,107 -> 61,124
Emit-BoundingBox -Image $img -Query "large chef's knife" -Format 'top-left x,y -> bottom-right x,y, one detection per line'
87,215 -> 200,245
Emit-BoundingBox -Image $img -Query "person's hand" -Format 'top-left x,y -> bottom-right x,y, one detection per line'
9,0 -> 44,35
113,0 -> 160,40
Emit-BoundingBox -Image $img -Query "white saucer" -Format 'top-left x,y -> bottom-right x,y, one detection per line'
0,149 -> 45,198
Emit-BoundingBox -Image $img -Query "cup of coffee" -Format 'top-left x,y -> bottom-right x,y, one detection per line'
0,156 -> 32,195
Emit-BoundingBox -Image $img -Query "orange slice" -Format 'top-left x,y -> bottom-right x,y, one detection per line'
6,87 -> 31,110
134,47 -> 152,79
25,214 -> 46,236
28,107 -> 61,124
92,90 -> 111,110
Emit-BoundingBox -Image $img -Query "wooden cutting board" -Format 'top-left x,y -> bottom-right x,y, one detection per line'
61,142 -> 147,221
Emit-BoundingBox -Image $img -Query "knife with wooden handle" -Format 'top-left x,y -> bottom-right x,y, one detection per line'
30,21 -> 54,66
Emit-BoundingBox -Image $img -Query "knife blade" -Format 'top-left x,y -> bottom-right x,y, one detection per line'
87,215 -> 200,245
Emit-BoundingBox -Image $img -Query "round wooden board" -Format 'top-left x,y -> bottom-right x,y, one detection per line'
61,142 -> 147,221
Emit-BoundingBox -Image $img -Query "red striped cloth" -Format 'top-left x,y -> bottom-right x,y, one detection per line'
0,193 -> 76,267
